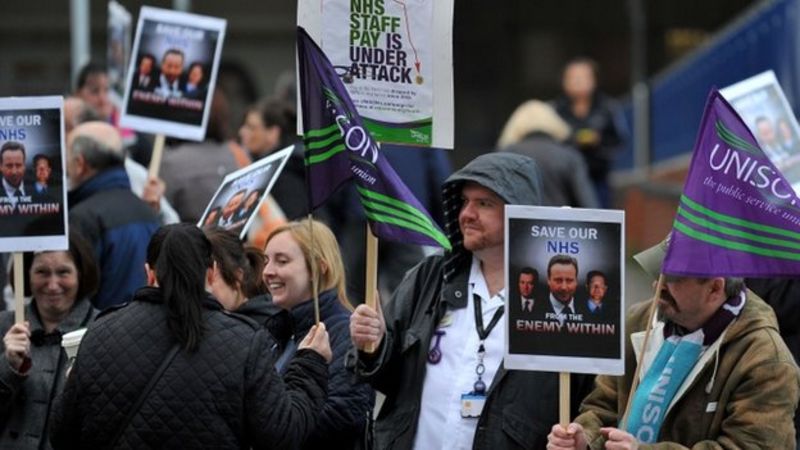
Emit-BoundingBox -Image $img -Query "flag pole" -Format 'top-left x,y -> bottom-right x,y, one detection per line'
559,371 -> 570,428
364,224 -> 379,353
148,133 -> 166,178
619,272 -> 663,430
13,253 -> 24,324
307,214 -> 321,325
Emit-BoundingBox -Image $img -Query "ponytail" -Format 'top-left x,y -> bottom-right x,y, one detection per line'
242,246 -> 266,298
147,224 -> 212,351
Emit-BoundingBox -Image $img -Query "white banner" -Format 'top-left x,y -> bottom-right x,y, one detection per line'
298,0 -> 453,148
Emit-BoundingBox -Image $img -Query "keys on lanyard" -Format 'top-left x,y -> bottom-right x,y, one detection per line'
472,293 -> 503,393
461,294 -> 504,418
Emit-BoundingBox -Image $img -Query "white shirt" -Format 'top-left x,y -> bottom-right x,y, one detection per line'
413,256 -> 506,450
2,178 -> 25,208
155,74 -> 182,98
520,296 -> 535,312
548,294 -> 576,325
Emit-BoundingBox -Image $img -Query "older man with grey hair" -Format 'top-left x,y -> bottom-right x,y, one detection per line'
67,121 -> 160,309
63,96 -> 179,225
548,239 -> 800,449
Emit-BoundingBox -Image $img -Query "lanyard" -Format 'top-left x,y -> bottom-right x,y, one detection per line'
473,293 -> 504,340
472,293 -> 504,394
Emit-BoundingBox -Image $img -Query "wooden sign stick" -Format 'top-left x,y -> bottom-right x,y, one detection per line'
14,252 -> 24,324
364,224 -> 379,353
147,133 -> 166,178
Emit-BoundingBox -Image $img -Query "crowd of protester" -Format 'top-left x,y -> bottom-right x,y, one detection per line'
0,56 -> 799,450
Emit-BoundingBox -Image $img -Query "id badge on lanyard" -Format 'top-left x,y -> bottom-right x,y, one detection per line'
461,293 -> 503,418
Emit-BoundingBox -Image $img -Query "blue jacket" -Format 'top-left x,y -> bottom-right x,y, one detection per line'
240,290 -> 375,450
68,168 -> 159,309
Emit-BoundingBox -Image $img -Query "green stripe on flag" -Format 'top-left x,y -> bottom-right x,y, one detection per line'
681,195 -> 800,240
305,143 -> 345,165
361,198 -> 444,242
357,185 -> 433,226
306,133 -> 343,150
673,220 -> 800,261
677,206 -> 800,251
364,210 -> 451,250
356,186 -> 450,249
715,121 -> 761,155
305,123 -> 339,139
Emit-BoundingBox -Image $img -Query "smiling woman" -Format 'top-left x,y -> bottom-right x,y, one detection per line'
260,218 -> 375,450
0,230 -> 99,449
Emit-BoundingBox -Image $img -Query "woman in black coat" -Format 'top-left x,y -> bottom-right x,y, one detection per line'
49,223 -> 332,449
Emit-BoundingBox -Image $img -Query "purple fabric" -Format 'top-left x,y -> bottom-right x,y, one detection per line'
663,89 -> 800,277
296,27 -> 450,250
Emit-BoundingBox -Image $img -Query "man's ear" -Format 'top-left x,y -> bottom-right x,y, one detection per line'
72,153 -> 88,180
709,277 -> 726,301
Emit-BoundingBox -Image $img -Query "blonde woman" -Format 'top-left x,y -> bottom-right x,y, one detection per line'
263,218 -> 375,450
498,99 -> 600,208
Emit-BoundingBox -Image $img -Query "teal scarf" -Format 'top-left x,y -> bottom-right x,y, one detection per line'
625,332 -> 703,443
625,290 -> 746,443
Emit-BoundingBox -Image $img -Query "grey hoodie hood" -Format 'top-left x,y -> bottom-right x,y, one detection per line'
440,152 -> 543,282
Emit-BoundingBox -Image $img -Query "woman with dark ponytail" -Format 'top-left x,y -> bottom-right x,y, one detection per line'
150,221 -> 210,351
50,223 -> 332,449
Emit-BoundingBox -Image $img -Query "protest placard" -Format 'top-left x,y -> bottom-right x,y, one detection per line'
720,71 -> 800,193
0,96 -> 68,252
504,205 -> 625,375
298,0 -> 454,148
120,6 -> 226,141
198,146 -> 293,240
108,1 -> 132,109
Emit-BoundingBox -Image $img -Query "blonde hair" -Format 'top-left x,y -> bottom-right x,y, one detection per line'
496,100 -> 571,148
265,218 -> 352,311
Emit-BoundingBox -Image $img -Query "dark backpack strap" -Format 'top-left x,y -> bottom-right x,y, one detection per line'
108,344 -> 181,448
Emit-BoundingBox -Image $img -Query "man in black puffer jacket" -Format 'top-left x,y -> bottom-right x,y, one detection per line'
49,286 -> 329,449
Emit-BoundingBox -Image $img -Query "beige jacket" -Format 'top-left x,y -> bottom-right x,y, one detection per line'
576,290 -> 800,449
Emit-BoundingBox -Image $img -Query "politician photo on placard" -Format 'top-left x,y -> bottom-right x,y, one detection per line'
504,205 -> 625,376
0,97 -> 68,252
720,71 -> 800,193
198,146 -> 293,240
120,6 -> 226,141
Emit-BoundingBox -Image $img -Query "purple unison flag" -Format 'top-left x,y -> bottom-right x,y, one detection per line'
296,27 -> 450,250
663,89 -> 800,277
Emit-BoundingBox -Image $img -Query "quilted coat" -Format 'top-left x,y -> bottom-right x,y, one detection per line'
49,286 -> 328,449
0,297 -> 96,449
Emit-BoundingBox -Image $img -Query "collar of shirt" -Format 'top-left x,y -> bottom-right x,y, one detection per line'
159,74 -> 179,91
468,256 -> 505,308
587,300 -> 602,313
548,294 -> 574,315
520,296 -> 534,309
3,178 -> 23,196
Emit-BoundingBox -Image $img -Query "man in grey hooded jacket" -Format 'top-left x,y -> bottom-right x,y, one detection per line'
349,152 -> 595,449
